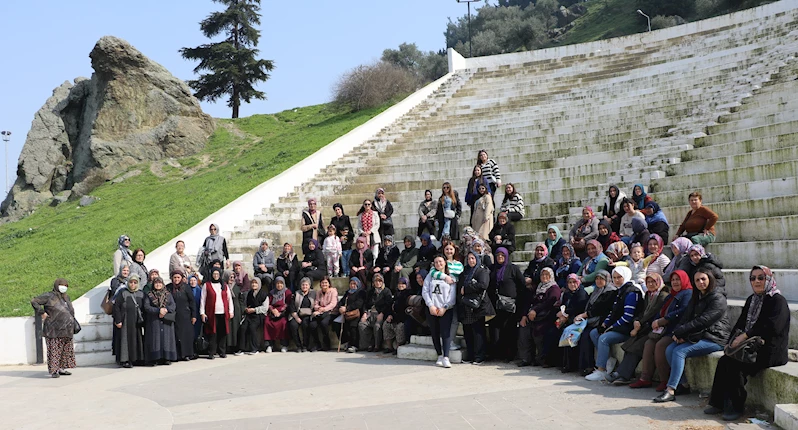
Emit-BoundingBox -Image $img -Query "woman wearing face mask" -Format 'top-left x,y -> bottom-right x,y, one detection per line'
113,274 -> 145,368
705,266 -> 790,420
418,190 -> 438,237
200,268 -> 235,359
31,279 -> 78,378
654,269 -> 730,403
143,277 -> 178,365
301,198 -> 323,255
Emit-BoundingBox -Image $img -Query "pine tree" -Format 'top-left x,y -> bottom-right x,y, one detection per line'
180,0 -> 275,118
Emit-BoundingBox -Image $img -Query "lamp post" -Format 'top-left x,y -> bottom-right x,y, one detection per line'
637,9 -> 651,32
1,131 -> 10,193
457,0 -> 480,57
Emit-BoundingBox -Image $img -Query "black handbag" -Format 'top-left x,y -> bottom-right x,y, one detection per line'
162,312 -> 176,325
464,290 -> 487,310
724,330 -> 765,364
495,294 -> 516,313
194,322 -> 209,353
73,317 -> 82,334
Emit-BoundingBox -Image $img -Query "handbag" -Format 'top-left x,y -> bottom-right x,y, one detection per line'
559,319 -> 587,347
495,294 -> 516,314
344,308 -> 361,321
724,330 -> 765,364
73,317 -> 82,334
444,209 -> 456,219
463,290 -> 487,310
299,308 -> 313,317
405,295 -> 429,327
194,322 -> 209,353
133,299 -> 144,326
101,290 -> 114,315
162,312 -> 176,325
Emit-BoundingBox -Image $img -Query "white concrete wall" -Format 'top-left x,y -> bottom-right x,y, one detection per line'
0,317 -> 41,366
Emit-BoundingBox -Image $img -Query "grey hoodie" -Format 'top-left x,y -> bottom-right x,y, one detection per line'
422,274 -> 456,310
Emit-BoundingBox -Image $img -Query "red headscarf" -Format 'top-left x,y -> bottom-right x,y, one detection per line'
660,270 -> 693,317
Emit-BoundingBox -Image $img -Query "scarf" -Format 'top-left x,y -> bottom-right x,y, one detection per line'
461,251 -> 481,287
419,233 -> 435,258
303,208 -> 320,241
613,266 -> 633,285
205,224 -> 224,256
597,219 -> 613,248
647,234 -> 664,260
536,268 -> 557,295
631,217 -> 647,234
233,261 -> 247,285
556,244 -> 578,277
383,235 -> 396,254
661,270 -> 693,317
663,237 -> 693,276
280,245 -> 296,262
270,285 -> 286,305
307,198 -> 317,215
148,285 -> 168,308
605,185 -> 626,216
412,269 -> 427,292
246,279 -> 269,308
545,225 -> 562,254
688,244 -> 707,265
745,265 -> 781,332
356,236 -> 369,266
643,273 -> 665,315
117,235 -> 133,264
579,207 -> 595,235
605,241 -> 629,260
494,247 -> 510,282
586,272 -> 616,308
361,210 -> 373,237
374,189 -> 387,213
632,184 -> 647,209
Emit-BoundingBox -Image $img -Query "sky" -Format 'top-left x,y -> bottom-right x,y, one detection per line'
0,0 -> 474,201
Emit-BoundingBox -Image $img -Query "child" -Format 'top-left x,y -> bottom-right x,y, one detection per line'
322,225 -> 342,277
615,243 -> 646,287
383,277 -> 411,354
339,226 -> 354,277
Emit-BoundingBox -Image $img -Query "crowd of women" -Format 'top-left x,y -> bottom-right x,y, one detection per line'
32,149 -> 790,421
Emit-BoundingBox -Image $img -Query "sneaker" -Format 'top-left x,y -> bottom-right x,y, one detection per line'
472,360 -> 484,366
234,351 -> 244,356
280,346 -> 288,353
450,342 -> 460,351
265,346 -> 273,353
605,371 -> 620,383
612,377 -> 632,386
629,379 -> 652,389
347,346 -> 357,353
585,369 -> 608,381
435,355 -> 444,367
442,357 -> 452,368
606,357 -> 617,373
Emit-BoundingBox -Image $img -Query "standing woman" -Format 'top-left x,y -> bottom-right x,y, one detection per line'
143,277 -> 178,365
223,270 -> 244,355
113,274 -> 145,368
330,203 -> 353,239
436,182 -> 462,240
188,275 -> 203,346
418,190 -> 438,237
198,224 -> 229,279
706,265 -> 790,420
472,184 -> 494,241
31,278 -> 77,378
459,251 -> 494,364
170,240 -> 194,278
498,183 -> 525,223
465,165 -> 487,224
130,249 -> 149,287
113,235 -> 133,278
166,271 -> 196,361
477,150 -> 501,196
423,255 -> 457,368
301,198 -> 323,255
277,243 -> 301,292
373,188 -> 394,239
488,247 -> 526,362
111,264 -> 131,299
517,267 -> 562,367
200,267 -> 235,359
356,199 -> 381,259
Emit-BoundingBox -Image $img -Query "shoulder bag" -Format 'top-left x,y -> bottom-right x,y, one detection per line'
194,322 -> 209,353
724,330 -> 765,364
101,289 -> 114,315
162,312 -> 176,324
495,294 -> 516,314
73,317 -> 82,334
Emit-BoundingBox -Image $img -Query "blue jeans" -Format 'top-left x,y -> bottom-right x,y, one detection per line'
341,250 -> 352,276
665,339 -> 722,389
589,328 -> 630,369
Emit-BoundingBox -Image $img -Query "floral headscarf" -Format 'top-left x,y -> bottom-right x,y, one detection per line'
745,265 -> 782,332
688,244 -> 707,265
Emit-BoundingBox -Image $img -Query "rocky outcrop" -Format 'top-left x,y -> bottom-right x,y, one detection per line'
1,36 -> 215,221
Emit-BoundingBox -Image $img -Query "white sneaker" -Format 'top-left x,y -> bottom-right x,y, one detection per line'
265,346 -> 272,353
280,346 -> 288,353
435,355 -> 444,367
347,346 -> 357,353
250,350 -> 259,355
585,369 -> 608,381
234,351 -> 244,356
442,357 -> 452,368
606,357 -> 617,373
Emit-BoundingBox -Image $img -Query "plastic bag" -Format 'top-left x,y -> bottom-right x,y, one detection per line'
559,319 -> 587,347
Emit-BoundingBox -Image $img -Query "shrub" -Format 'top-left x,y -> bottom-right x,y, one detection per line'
651,15 -> 679,30
333,61 -> 419,112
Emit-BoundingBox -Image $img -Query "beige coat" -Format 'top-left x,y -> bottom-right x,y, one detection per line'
472,193 -> 495,241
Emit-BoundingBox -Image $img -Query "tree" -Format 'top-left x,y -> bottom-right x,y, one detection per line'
333,61 -> 418,112
382,43 -> 448,83
180,0 -> 275,118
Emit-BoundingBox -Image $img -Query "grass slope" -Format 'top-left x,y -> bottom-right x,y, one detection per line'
0,103 -> 391,317
556,0 -> 644,46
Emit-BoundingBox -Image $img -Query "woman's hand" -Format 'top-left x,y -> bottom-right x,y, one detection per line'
373,267 -> 381,273
651,319 -> 660,330
191,317 -> 197,324
380,214 -> 387,220
338,306 -> 347,315
519,316 -> 528,327
444,276 -> 454,284
731,333 -> 748,349
429,306 -> 438,316
41,312 -> 49,321
421,215 -> 427,222
394,266 -> 402,273
302,262 -> 310,268
283,270 -> 289,277
633,321 -> 641,331
386,315 -> 393,323
360,314 -> 368,323
201,314 -> 208,323
159,308 -> 168,318
527,310 -> 537,321
115,322 -> 122,328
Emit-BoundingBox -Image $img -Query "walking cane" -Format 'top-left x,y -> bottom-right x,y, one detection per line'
338,296 -> 348,353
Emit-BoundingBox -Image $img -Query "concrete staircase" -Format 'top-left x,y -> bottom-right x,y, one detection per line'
397,335 -> 463,364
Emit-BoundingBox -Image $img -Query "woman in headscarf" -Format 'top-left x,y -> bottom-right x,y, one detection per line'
223,270 -> 243,355
628,270 -> 693,389
576,240 -> 610,288
626,217 -> 650,249
608,273 -> 670,385
457,250 -> 493,365
465,165 -> 487,225
301,198 -> 323,255
472,183 -> 495,241
336,277 -> 367,353
357,199 -> 381,259
555,274 -> 589,373
113,235 -> 133,278
488,212 -> 516,254
569,206 -> 600,259
643,234 -> 671,278
373,188 -> 394,239
31,278 -> 77,378
232,261 -> 251,297
143,277 -> 178,365
395,235 -> 418,285
142,268 -> 161,295
545,225 -> 566,262
601,185 -> 627,234
263,276 -> 292,353
359,273 -> 393,352
240,277 -> 269,354
436,182 -> 462,240
631,184 -> 652,211
348,236 -> 374,287
554,243 -> 582,290
681,244 -> 727,296
113,274 -> 145,368
517,267 -> 561,367
253,240 -> 275,287
417,190 -> 437,237
110,264 -> 130,300
488,247 -> 525,362
415,233 -> 436,272
472,238 -> 493,268
290,277 -> 317,352
706,266 -> 790,420
166,271 -> 196,361
605,241 -> 631,267
200,267 -> 235,359
585,266 -> 644,381
523,243 -> 556,292
299,239 -> 327,282
596,219 -> 620,251
276,243 -> 301,292
573,270 -> 617,375
375,235 -> 400,293
130,248 -> 148,288
198,224 -> 229,279
636,184 -> 670,244
654,269 -> 730,403
188,275 -> 203,348
663,237 -> 692,283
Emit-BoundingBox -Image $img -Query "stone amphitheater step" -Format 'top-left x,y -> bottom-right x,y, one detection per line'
652,177 -> 798,209
651,159 -> 798,192
667,145 -> 798,177
396,335 -> 463,364
682,131 -> 798,162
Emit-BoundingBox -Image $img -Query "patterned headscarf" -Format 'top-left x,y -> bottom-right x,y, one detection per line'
647,234 -> 664,259
688,244 -> 707,265
671,237 -> 693,255
745,265 -> 782,332
534,242 -> 549,262
536,267 -> 557,295
148,277 -> 168,308
605,241 -> 629,260
117,235 -> 132,264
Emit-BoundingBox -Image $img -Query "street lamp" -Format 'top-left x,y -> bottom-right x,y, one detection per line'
637,9 -> 651,32
1,131 -> 10,193
457,0 -> 481,57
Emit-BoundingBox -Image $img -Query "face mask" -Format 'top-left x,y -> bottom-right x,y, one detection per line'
58,285 -> 68,294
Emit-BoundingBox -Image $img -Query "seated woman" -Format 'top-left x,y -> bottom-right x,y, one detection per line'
252,240 -> 275,287
627,218 -> 650,249
518,268 -> 561,367
436,182 -> 463,240
577,240 -> 610,289
458,251 -> 493,364
596,219 -> 621,251
417,190 -> 437,237
276,243 -> 300,292
706,265 -> 790,420
619,199 -> 646,245
240,278 -> 268,354
643,234 -> 671,278
263,276 -> 292,353
310,276 -> 338,351
359,273 -> 393,352
498,183 -> 525,223
654,269 -> 730,402
608,273 -> 669,385
488,247 -> 525,362
415,233 -> 437,272
555,274 -> 589,373
602,185 -> 627,234
681,244 -> 726,296
375,235 -> 400,293
349,237 -> 374,287
675,191 -> 719,246
569,207 -> 600,259
289,277 -> 316,352
423,255 -> 458,368
395,236 -> 418,286
554,244 -> 582,290
489,212 -> 516,254
299,239 -> 327,282
336,278 -> 366,353
636,185 -> 670,244
472,184 -> 495,241
663,237 -> 693,283
604,242 -> 631,268
384,277 -> 412,354
472,238 -> 494,268
523,243 -> 556,292
545,225 -> 566,262
628,270 -> 693,389
573,270 -> 617,375
585,267 -> 644,381
143,277 -> 178,365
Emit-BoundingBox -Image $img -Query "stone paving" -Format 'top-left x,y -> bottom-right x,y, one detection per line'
0,351 -> 740,430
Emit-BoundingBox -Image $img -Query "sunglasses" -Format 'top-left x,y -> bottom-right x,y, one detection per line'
364,203 -> 372,206
749,275 -> 766,282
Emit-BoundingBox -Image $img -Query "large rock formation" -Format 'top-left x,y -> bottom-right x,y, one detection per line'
1,36 -> 215,220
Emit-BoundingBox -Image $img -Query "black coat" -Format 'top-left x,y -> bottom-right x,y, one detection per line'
348,249 -> 374,273
621,289 -> 669,355
302,248 -> 327,272
732,293 -> 790,369
457,265 -> 494,319
112,289 -> 145,364
604,282 -> 645,335
331,215 -> 353,241
301,211 -> 324,251
375,247 -> 400,270
488,263 -> 525,318
166,282 -> 196,358
435,191 -> 463,240
277,255 -> 300,277
681,254 -> 727,296
523,257 -> 557,288
387,289 -> 412,323
31,290 -> 75,339
338,288 -> 366,313
364,287 -> 393,315
673,289 -> 730,345
374,200 -> 395,237
562,286 -> 589,322
488,222 -> 516,254
585,287 -> 618,328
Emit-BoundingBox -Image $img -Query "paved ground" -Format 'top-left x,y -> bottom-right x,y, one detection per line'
0,351 -> 747,430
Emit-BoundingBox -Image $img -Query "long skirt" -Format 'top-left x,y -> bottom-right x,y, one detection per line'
46,337 -> 76,375
264,316 -> 288,341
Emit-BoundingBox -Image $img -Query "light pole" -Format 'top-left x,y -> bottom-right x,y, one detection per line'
1,131 -> 10,193
637,9 -> 651,32
457,0 -> 480,57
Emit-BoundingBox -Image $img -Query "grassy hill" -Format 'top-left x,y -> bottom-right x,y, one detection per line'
557,0 -> 643,46
0,103 -> 392,317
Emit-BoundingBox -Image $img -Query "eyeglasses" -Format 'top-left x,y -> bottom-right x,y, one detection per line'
749,275 -> 766,282
364,203 -> 371,206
